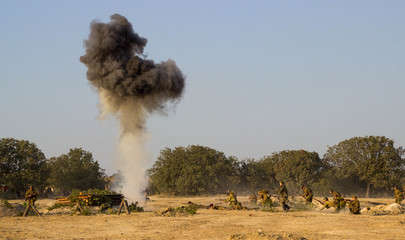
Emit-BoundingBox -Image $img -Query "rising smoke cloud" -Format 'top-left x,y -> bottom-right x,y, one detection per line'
80,14 -> 185,201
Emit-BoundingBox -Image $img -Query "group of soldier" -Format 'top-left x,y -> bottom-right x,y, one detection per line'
224,182 -> 405,214
22,183 -> 405,215
250,181 -> 291,211
247,183 -> 361,214
225,181 -> 291,212
320,189 -> 361,214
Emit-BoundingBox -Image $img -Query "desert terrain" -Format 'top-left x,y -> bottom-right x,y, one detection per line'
1,195 -> 405,240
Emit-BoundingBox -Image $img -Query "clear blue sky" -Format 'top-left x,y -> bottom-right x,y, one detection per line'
1,1 -> 404,175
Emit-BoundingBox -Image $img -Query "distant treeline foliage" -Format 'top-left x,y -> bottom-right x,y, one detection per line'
147,145 -> 240,195
148,136 -> 405,197
0,138 -> 48,197
0,138 -> 106,198
1,136 -> 404,199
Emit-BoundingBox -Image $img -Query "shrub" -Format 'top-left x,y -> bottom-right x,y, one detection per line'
1,199 -> 12,208
128,202 -> 144,212
47,203 -> 64,211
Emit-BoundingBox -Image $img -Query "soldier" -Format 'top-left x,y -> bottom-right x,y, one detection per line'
257,189 -> 272,208
330,189 -> 345,209
187,201 -> 206,209
225,190 -> 242,209
301,186 -> 313,204
44,186 -> 53,198
329,189 -> 341,199
226,190 -> 236,205
394,186 -> 404,204
320,197 -> 334,210
144,191 -> 150,202
248,192 -> 258,204
25,186 -> 38,205
234,201 -> 244,210
277,181 -> 290,211
348,195 -> 361,214
207,203 -> 226,210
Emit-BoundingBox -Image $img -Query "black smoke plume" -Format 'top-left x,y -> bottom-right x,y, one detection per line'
80,14 -> 186,201
80,14 -> 185,132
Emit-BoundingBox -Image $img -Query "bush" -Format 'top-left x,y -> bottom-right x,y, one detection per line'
261,206 -> 276,212
0,191 -> 17,200
176,204 -> 198,215
1,199 -> 12,208
128,202 -> 144,212
81,207 -> 92,216
47,203 -> 64,211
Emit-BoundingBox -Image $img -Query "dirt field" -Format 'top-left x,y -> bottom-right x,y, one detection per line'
1,195 -> 405,239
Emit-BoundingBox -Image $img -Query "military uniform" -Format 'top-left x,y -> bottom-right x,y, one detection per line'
258,190 -> 272,208
330,190 -> 345,209
25,187 -> 38,205
321,200 -> 334,210
302,187 -> 313,204
277,183 -> 290,211
248,193 -> 258,204
234,201 -> 244,210
330,190 -> 341,199
226,191 -> 243,210
208,204 -> 226,210
348,196 -> 361,214
394,188 -> 404,204
226,191 -> 237,206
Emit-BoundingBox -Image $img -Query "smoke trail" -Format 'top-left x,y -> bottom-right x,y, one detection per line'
80,14 -> 185,202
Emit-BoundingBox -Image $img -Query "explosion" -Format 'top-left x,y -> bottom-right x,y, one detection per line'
80,14 -> 185,202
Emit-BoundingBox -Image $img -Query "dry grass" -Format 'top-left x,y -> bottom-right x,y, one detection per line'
1,195 -> 404,239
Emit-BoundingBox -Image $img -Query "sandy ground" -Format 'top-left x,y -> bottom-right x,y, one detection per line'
1,195 -> 405,239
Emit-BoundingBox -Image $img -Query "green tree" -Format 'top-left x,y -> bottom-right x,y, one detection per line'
324,136 -> 405,197
263,150 -> 324,194
0,138 -> 49,197
240,158 -> 277,192
48,148 -> 106,194
148,145 -> 239,195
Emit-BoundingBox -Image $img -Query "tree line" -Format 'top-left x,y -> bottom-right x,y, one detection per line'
148,136 -> 405,197
0,138 -> 106,198
1,136 -> 404,199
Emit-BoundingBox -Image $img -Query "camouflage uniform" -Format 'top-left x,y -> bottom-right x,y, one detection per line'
25,187 -> 38,205
277,182 -> 290,211
226,191 -> 237,206
258,190 -> 272,208
330,190 -> 345,209
348,196 -> 361,214
226,191 -> 242,209
330,190 -> 342,199
321,197 -> 334,210
234,201 -> 244,210
394,187 -> 404,204
248,193 -> 258,204
302,187 -> 313,204
208,204 -> 226,210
